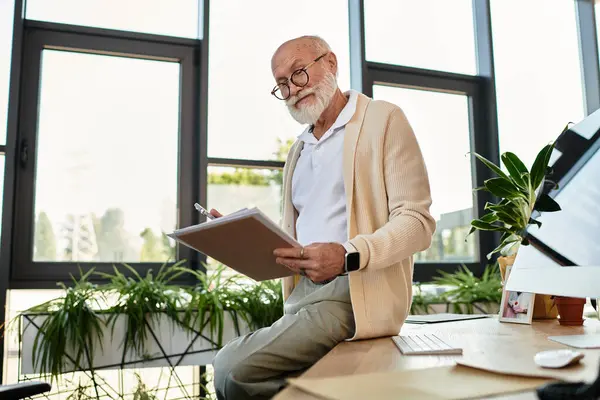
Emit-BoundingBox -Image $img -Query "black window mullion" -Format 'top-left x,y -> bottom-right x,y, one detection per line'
178,42 -> 201,271
207,157 -> 284,169
472,0 -> 501,273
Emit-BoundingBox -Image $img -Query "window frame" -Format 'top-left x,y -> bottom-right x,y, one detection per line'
365,63 -> 495,280
10,21 -> 202,286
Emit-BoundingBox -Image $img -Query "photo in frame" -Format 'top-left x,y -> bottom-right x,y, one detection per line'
499,265 -> 535,324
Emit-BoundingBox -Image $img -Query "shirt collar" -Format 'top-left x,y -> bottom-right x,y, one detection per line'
297,89 -> 359,143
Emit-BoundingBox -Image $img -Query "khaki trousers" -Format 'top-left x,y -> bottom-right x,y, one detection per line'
212,299 -> 354,400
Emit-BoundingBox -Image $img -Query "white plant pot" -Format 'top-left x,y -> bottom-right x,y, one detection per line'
19,312 -> 251,375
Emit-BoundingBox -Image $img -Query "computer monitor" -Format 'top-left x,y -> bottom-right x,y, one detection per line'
505,110 -> 600,299
526,110 -> 600,267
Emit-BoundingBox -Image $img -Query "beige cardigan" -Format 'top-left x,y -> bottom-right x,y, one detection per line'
280,92 -> 436,340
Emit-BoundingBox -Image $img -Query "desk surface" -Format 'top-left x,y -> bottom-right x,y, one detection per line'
275,317 -> 600,400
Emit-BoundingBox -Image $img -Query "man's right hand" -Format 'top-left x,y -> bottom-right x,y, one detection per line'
209,209 -> 223,218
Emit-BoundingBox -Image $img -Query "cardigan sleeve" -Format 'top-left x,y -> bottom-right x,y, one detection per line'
347,107 -> 436,270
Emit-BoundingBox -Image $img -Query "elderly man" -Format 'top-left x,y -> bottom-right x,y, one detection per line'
212,35 -> 435,400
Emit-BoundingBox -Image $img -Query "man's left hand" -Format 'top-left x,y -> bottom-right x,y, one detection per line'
273,243 -> 346,283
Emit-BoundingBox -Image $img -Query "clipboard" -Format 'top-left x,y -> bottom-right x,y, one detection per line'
169,207 -> 299,281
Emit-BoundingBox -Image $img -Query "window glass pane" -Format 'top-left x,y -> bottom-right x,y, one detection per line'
33,50 -> 179,263
492,0 -> 585,168
207,166 -> 283,224
373,85 -> 477,263
0,0 -> 15,145
365,0 -> 476,75
26,0 -> 200,39
206,166 -> 283,269
208,0 -> 350,160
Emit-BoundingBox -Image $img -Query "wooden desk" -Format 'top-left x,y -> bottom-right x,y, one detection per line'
275,317 -> 600,399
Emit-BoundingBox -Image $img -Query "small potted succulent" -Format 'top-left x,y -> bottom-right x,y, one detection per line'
467,141 -> 567,320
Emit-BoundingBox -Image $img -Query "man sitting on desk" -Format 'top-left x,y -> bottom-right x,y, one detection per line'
212,35 -> 436,400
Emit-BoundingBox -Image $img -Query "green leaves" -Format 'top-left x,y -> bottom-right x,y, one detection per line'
484,177 -> 525,199
22,261 -> 284,382
530,143 -> 555,191
534,193 -> 561,212
471,152 -> 509,180
432,264 -> 503,305
501,152 -> 529,189
468,141 -> 563,259
470,219 -> 505,231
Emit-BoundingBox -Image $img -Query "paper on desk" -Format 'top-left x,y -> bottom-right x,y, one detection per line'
548,334 -> 600,349
287,364 -> 549,400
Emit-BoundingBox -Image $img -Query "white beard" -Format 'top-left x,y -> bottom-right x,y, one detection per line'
285,72 -> 338,125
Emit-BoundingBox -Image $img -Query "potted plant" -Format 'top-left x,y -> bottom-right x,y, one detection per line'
467,141 -> 573,322
16,261 -> 284,392
433,264 -> 502,315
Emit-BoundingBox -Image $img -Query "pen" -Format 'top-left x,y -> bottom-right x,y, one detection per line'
194,203 -> 215,220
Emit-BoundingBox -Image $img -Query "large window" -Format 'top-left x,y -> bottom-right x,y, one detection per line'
364,0 -> 477,75
492,0 -> 585,168
373,85 -> 476,263
25,0 -> 200,39
12,26 -> 199,282
207,0 -> 351,161
32,50 -> 179,264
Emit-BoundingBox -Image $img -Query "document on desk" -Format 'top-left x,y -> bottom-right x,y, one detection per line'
169,207 -> 300,281
287,364 -> 549,400
548,334 -> 600,349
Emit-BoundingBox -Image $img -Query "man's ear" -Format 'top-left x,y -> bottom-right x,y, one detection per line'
327,52 -> 338,76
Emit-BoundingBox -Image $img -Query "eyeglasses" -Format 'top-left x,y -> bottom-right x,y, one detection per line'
271,53 -> 328,101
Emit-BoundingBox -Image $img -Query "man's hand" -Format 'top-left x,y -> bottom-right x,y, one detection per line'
209,209 -> 223,218
273,243 -> 346,283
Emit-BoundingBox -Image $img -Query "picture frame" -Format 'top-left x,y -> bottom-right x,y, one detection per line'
499,265 -> 535,324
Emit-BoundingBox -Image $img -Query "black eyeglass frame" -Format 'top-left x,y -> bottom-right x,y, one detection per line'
271,53 -> 328,100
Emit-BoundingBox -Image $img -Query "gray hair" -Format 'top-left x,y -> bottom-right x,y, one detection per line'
272,35 -> 336,75
273,35 -> 332,58
296,35 -> 332,55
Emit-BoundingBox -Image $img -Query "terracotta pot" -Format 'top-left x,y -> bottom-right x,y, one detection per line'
555,296 -> 586,326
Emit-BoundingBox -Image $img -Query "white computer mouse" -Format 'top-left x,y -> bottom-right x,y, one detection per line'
534,349 -> 585,369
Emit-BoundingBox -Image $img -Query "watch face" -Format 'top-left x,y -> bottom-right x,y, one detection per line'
346,252 -> 360,271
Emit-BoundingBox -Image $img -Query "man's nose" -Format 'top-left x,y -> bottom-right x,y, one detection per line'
288,82 -> 303,98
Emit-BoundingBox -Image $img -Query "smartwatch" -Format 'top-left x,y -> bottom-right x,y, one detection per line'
344,251 -> 360,273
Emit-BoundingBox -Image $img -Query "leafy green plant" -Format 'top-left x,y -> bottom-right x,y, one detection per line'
25,268 -> 105,382
132,373 -> 158,400
19,260 -> 285,391
96,260 -> 190,358
468,140 -> 563,259
433,264 -> 502,314
179,264 -> 284,345
410,284 -> 447,315
65,379 -> 95,400
233,278 -> 283,331
178,264 -> 241,347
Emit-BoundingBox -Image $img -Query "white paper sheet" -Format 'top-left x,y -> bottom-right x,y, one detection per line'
548,334 -> 600,349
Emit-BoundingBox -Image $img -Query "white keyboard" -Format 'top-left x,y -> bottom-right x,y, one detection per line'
392,334 -> 463,355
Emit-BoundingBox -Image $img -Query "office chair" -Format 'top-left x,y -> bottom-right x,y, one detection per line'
0,381 -> 51,399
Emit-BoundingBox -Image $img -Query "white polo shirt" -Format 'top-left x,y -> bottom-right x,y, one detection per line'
284,90 -> 360,313
292,90 -> 358,248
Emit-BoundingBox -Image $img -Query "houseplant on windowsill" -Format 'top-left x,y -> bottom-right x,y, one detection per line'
467,140 -> 575,322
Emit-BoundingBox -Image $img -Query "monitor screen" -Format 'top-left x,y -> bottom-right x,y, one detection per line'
527,145 -> 600,265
